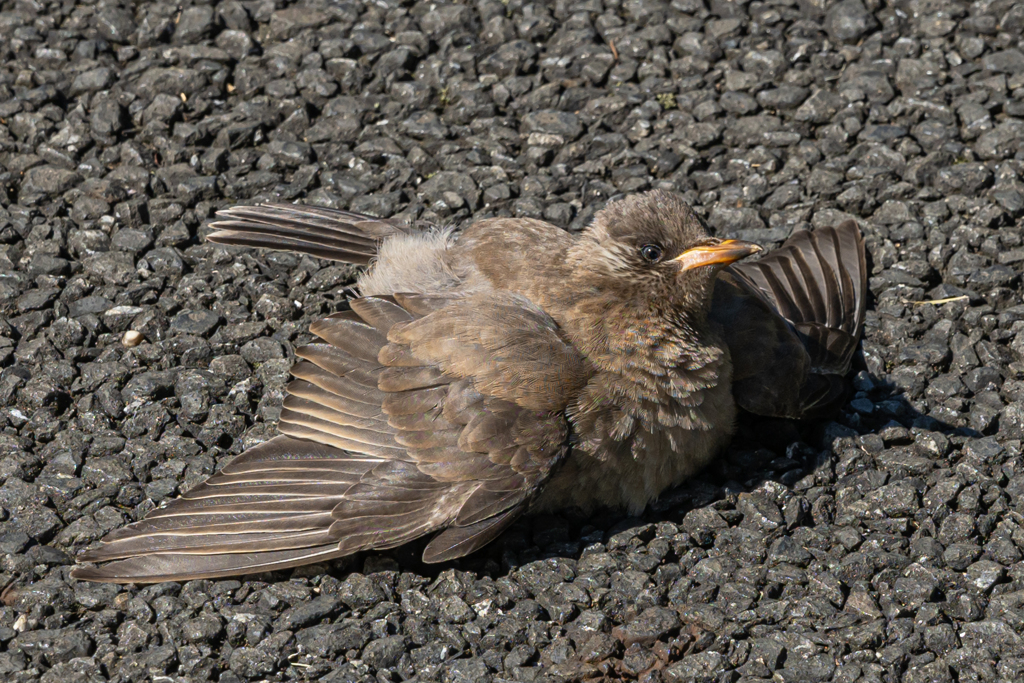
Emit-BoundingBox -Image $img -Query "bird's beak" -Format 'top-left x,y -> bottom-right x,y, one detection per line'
673,240 -> 762,271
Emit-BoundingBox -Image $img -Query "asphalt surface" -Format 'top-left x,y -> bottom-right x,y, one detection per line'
2,0 -> 1024,682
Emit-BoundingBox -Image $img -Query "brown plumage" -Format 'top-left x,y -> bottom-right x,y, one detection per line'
71,190 -> 866,583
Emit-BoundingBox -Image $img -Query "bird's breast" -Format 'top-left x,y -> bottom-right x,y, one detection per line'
535,375 -> 737,515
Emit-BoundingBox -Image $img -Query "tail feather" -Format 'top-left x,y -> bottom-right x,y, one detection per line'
207,204 -> 408,265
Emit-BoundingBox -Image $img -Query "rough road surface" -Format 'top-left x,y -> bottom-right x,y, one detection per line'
2,0 -> 1024,682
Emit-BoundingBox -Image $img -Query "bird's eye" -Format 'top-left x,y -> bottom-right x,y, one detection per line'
640,244 -> 664,263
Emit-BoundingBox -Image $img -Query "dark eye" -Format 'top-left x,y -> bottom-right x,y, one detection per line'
640,243 -> 663,263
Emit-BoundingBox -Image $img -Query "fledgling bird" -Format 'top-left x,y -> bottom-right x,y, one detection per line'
71,190 -> 866,583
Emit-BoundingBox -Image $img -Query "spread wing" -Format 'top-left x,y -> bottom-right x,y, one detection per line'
713,220 -> 867,418
72,294 -> 588,583
206,203 -> 410,264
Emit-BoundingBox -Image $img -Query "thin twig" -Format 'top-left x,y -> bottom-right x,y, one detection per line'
905,295 -> 969,305
609,40 -> 618,61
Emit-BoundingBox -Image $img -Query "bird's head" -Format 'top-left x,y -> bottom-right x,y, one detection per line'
568,190 -> 762,323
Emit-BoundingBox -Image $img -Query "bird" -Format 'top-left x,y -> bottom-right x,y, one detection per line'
70,190 -> 866,583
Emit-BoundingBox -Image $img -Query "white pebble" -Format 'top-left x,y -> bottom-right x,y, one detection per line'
122,330 -> 144,347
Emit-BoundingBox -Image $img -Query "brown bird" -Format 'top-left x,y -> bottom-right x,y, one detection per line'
71,190 -> 866,583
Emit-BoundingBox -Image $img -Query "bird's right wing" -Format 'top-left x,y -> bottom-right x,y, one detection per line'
728,221 -> 866,374
72,293 -> 587,583
206,203 -> 411,264
714,221 -> 867,418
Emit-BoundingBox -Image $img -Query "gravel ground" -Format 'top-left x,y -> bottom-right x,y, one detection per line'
2,0 -> 1024,681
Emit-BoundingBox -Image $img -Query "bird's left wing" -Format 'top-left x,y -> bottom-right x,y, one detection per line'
71,294 -> 588,583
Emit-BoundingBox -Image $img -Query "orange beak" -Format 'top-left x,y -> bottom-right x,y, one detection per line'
672,239 -> 762,271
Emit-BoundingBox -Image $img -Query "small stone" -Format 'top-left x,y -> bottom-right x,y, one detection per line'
612,606 -> 681,646
277,595 -> 343,631
824,0 -> 878,43
982,50 -> 1024,74
169,310 -> 222,337
69,67 -> 114,96
665,650 -> 723,683
439,595 -> 476,624
362,636 -> 406,670
795,89 -> 845,124
228,646 -> 277,678
121,330 -> 144,348
522,110 -> 583,140
94,7 -> 136,43
850,397 -> 875,414
174,5 -> 215,43
943,542 -> 982,571
20,166 -> 83,197
966,560 -> 1005,592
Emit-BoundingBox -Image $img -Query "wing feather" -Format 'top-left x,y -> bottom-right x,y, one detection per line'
716,220 -> 867,418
